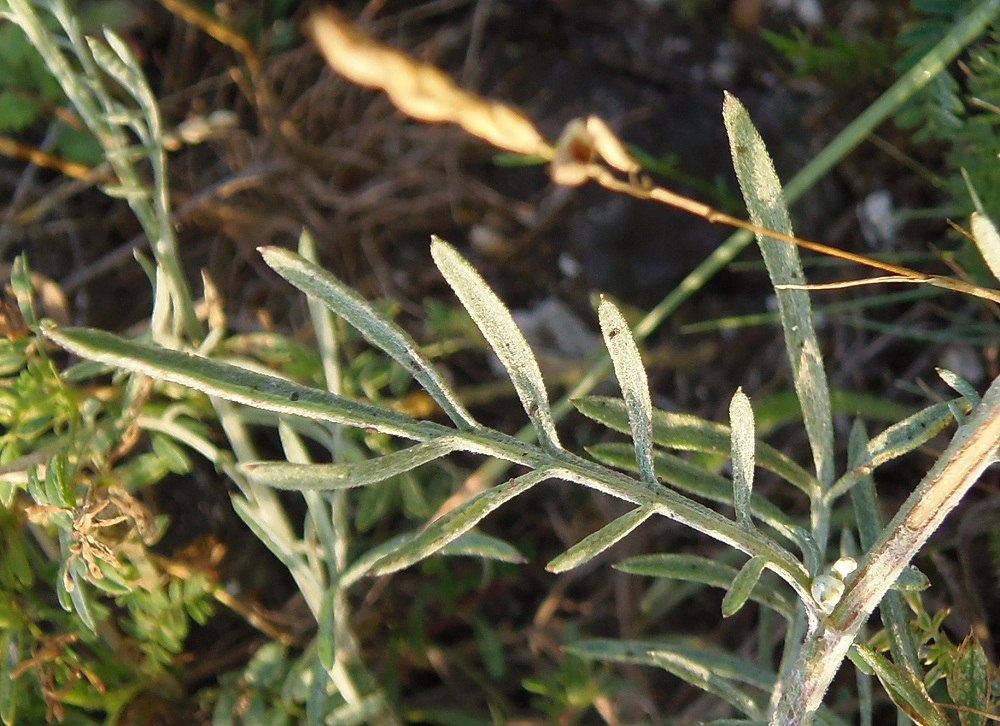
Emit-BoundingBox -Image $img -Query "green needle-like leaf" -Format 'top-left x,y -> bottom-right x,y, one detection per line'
850,644 -> 950,726
828,400 -> 960,501
616,553 -> 794,621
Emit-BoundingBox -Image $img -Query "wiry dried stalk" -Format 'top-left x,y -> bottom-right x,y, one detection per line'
307,6 -> 1000,307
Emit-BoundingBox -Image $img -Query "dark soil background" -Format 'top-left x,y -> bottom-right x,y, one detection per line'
5,0 -> 1000,722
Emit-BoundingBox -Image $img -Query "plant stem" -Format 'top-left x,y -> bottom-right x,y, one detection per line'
771,371 -> 1000,724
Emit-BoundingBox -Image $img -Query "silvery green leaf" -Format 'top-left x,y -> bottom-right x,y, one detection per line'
828,400 -> 959,501
850,644 -> 951,726
648,649 -> 765,718
615,553 -> 794,621
721,556 -> 767,618
102,28 -> 144,79
598,297 -> 656,483
565,637 -> 775,691
101,183 -> 151,200
261,245 -> 477,429
616,552 -> 738,584
729,388 -> 756,530
723,92 -> 834,489
936,367 -> 981,407
970,211 -> 1000,284
373,468 -> 553,574
239,437 -> 465,490
847,418 -> 880,550
546,505 -> 656,573
431,237 -> 560,450
43,325 -> 442,441
575,396 -> 820,498
438,531 -> 526,563
87,35 -> 137,92
298,229 -> 342,394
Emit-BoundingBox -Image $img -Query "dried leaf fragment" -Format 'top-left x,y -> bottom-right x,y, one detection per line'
307,8 -> 550,158
550,116 -> 641,186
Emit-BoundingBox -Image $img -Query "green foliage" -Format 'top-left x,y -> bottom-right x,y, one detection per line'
895,1 -> 1000,219
865,594 -> 1000,722
0,1 -> 136,164
761,27 -> 891,87
8,0 -> 1000,723
0,260 -> 220,723
522,650 -> 626,724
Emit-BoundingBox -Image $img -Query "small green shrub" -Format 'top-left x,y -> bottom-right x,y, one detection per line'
6,1 -> 1000,724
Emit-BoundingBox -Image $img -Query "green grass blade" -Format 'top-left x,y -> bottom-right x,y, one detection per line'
44,325 -> 445,441
598,297 -> 656,483
723,92 -> 834,490
431,237 -> 561,450
546,505 -> 656,573
260,245 -> 478,430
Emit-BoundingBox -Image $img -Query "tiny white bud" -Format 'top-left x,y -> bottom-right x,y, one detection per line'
830,557 -> 857,579
811,574 -> 845,615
